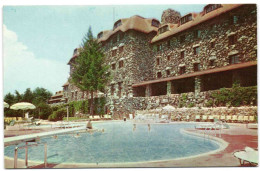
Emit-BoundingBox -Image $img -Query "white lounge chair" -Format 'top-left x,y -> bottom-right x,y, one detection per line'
232,115 -> 238,123
195,115 -> 200,122
233,147 -> 258,166
237,115 -> 244,123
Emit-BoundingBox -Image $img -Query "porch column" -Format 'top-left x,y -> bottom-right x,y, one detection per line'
195,76 -> 202,97
167,81 -> 172,95
145,84 -> 152,97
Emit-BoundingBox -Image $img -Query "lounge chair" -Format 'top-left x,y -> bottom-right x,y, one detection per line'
243,116 -> 249,123
220,115 -> 225,121
213,115 -> 220,120
249,116 -> 255,123
171,115 -> 176,121
232,115 -> 238,123
195,115 -> 200,122
186,115 -> 190,122
233,147 -> 258,166
202,115 -> 208,122
226,115 -> 232,122
237,115 -> 244,123
208,115 -> 214,122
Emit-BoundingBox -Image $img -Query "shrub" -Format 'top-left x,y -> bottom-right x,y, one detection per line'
37,103 -> 53,119
48,108 -> 66,121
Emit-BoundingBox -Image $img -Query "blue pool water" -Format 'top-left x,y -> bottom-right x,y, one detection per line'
4,122 -> 219,164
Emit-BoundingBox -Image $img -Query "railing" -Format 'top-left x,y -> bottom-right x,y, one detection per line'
14,142 -> 47,168
203,121 -> 224,140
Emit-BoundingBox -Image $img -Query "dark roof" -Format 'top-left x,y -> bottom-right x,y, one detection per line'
132,61 -> 257,87
151,4 -> 243,43
62,81 -> 69,87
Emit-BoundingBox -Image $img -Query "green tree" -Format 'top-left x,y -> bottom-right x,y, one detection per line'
70,27 -> 110,115
14,90 -> 23,103
32,87 -> 53,105
23,88 -> 34,102
4,93 -> 15,105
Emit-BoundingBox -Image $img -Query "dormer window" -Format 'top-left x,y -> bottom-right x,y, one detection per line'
204,4 -> 222,14
158,25 -> 169,34
152,19 -> 160,27
113,20 -> 122,30
180,14 -> 192,25
97,32 -> 103,39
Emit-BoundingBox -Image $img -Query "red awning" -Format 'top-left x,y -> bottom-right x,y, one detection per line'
132,61 -> 257,87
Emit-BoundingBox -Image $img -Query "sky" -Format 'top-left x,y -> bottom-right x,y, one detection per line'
3,4 -> 208,96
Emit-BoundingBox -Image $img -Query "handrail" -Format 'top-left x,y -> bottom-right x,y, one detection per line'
203,121 -> 223,141
14,142 -> 47,168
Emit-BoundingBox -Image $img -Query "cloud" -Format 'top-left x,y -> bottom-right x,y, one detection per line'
3,24 -> 69,95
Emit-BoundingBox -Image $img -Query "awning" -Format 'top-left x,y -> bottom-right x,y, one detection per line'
132,61 -> 257,87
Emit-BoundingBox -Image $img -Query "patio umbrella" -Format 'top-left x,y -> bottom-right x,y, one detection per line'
4,102 -> 9,108
10,102 -> 36,118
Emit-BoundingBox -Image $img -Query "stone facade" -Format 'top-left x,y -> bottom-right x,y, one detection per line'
62,4 -> 257,118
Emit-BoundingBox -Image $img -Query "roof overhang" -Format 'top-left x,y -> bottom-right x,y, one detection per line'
132,61 -> 257,87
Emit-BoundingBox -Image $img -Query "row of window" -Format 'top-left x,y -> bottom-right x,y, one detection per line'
111,60 -> 124,70
112,46 -> 124,56
156,32 -> 236,54
156,54 -> 240,78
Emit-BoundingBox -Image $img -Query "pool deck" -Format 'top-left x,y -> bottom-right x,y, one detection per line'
4,122 -> 258,168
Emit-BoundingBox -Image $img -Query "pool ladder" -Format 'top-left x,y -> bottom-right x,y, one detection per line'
204,121 -> 224,140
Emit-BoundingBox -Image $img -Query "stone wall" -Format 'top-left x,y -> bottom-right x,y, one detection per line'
152,5 -> 257,79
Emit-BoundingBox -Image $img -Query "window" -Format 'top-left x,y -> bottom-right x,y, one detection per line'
75,91 -> 78,100
112,49 -> 117,56
228,35 -> 236,45
113,20 -> 122,30
157,72 -> 162,78
180,14 -> 192,25
193,46 -> 200,55
119,46 -> 124,53
82,91 -> 84,98
152,19 -> 160,27
97,32 -> 103,39
166,70 -> 170,76
119,60 -> 124,68
157,44 -> 162,51
118,82 -> 122,98
204,4 -> 222,14
193,63 -> 201,71
194,30 -> 201,39
111,85 -> 115,95
230,16 -> 239,24
167,40 -> 171,48
156,58 -> 160,65
112,63 -> 116,70
210,41 -> 215,48
179,66 -> 186,75
180,51 -> 185,59
167,55 -> 170,61
209,59 -> 215,66
180,35 -> 185,44
159,25 -> 169,34
229,54 -> 240,64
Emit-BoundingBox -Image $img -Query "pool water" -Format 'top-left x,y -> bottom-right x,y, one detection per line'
4,122 -> 219,164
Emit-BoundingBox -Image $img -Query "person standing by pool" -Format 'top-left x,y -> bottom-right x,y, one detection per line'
87,120 -> 92,129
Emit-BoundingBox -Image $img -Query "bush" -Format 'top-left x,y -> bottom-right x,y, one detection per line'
211,84 -> 257,107
36,103 -> 53,119
48,108 -> 66,121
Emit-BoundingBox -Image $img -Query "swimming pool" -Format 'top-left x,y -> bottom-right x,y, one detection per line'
4,122 -> 220,164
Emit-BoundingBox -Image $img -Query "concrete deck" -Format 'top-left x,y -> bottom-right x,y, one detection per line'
4,126 -> 86,147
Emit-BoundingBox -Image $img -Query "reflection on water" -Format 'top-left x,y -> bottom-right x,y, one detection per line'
4,122 -> 219,164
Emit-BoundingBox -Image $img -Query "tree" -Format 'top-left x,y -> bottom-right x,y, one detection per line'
4,93 -> 15,105
14,90 -> 23,103
23,88 -> 34,102
32,87 -> 53,105
70,27 -> 110,115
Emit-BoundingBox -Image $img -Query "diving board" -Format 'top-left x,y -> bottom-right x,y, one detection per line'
4,126 -> 86,147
